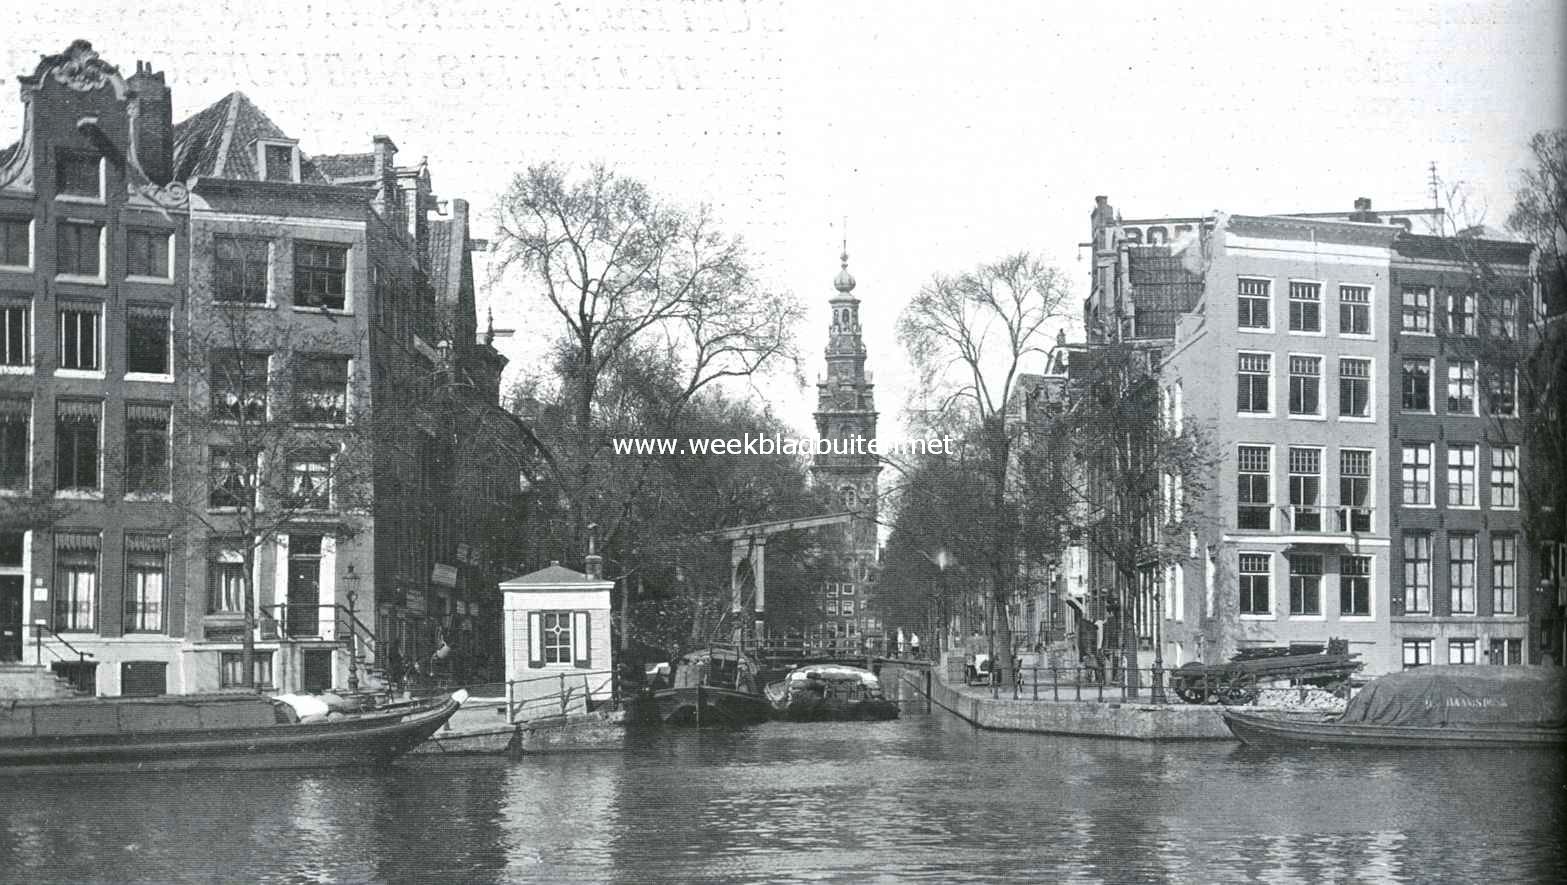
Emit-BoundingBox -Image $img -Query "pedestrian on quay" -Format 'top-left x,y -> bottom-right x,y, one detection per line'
911,633 -> 921,659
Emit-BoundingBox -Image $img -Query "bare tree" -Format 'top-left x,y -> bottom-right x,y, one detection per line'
1023,342 -> 1218,693
491,163 -> 803,634
166,303 -> 375,689
897,252 -> 1071,682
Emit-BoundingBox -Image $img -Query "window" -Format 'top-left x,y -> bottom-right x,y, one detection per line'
1446,361 -> 1476,414
1339,357 -> 1370,417
1490,638 -> 1522,666
215,237 -> 269,303
1238,278 -> 1271,329
208,448 -> 255,509
1288,356 -> 1321,416
53,533 -> 99,632
1446,444 -> 1477,508
126,304 -> 170,375
286,452 -> 332,510
207,542 -> 246,614
0,396 -> 29,490
1341,555 -> 1371,616
209,351 -> 268,422
1401,359 -> 1431,411
1448,639 -> 1477,665
541,611 -> 573,664
1449,534 -> 1476,614
1486,369 -> 1516,417
1401,444 -> 1432,506
1288,447 -> 1321,532
1239,553 -> 1271,615
1489,293 -> 1518,339
54,399 -> 99,492
1401,287 -> 1432,333
1403,533 -> 1432,614
842,600 -> 855,615
1237,446 -> 1271,529
221,652 -> 273,689
126,229 -> 171,279
1,301 -> 28,367
1402,639 -> 1432,669
124,404 -> 170,496
1288,554 -> 1321,615
1447,292 -> 1476,336
1288,282 -> 1321,332
1339,285 -> 1370,335
1492,535 -> 1517,615
1491,447 -> 1517,508
1237,353 -> 1271,413
56,151 -> 101,199
293,356 -> 349,423
1339,449 -> 1372,532
56,221 -> 101,278
123,538 -> 166,633
0,217 -> 29,267
262,144 -> 296,183
57,305 -> 99,370
294,242 -> 347,310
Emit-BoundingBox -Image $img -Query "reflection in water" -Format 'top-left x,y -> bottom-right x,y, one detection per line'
0,696 -> 1563,883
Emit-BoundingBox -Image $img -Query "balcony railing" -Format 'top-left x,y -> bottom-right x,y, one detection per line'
1285,505 -> 1373,534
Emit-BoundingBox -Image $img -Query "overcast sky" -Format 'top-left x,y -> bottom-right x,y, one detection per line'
4,0 -> 1563,436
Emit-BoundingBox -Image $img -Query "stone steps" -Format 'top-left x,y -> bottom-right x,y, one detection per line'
0,663 -> 81,700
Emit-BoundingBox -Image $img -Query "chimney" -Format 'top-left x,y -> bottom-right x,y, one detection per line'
1091,195 -> 1116,244
127,60 -> 173,185
584,524 -> 603,580
1349,197 -> 1380,224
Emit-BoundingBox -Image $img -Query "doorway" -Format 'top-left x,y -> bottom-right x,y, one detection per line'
286,535 -> 322,638
1,575 -> 22,662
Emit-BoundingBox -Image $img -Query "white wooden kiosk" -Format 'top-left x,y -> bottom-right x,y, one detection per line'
500,560 -> 615,721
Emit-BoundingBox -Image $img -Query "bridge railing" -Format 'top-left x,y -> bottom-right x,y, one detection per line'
503,669 -> 616,723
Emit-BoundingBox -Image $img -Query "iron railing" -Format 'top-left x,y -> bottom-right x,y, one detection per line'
504,669 -> 616,723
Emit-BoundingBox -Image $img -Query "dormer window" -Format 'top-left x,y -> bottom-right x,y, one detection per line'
258,140 -> 299,183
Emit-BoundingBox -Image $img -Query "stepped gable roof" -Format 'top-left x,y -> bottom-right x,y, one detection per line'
314,152 -> 376,182
171,91 -> 330,184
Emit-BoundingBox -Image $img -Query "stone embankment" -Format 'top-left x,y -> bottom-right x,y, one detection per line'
890,662 -> 1339,741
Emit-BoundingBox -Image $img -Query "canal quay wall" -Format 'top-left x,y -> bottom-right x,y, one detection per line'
891,662 -> 1235,741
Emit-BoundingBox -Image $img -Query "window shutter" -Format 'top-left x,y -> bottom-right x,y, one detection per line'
527,611 -> 543,668
573,611 -> 590,669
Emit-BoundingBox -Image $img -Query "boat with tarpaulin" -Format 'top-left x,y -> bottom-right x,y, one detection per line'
765,664 -> 900,721
1222,665 -> 1567,748
0,690 -> 466,772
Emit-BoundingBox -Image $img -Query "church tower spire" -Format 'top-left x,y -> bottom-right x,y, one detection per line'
812,246 -> 881,639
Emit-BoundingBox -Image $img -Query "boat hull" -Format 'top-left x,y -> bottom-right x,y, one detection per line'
0,694 -> 463,773
1222,709 -> 1567,748
653,686 -> 771,727
773,697 -> 900,722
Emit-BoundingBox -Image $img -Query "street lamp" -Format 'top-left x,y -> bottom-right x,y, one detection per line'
343,564 -> 360,692
1151,571 -> 1167,703
924,548 -> 953,659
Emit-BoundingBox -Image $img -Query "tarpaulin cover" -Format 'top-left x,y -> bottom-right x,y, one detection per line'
1339,665 -> 1567,728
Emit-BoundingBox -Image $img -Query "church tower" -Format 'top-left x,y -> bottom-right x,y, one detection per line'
812,249 -> 881,636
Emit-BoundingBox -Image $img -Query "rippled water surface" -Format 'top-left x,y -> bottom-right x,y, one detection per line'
2,681 -> 1563,883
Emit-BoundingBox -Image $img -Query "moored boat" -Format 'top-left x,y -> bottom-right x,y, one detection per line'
0,690 -> 466,773
1222,665 -> 1567,748
765,664 -> 900,722
652,645 -> 771,727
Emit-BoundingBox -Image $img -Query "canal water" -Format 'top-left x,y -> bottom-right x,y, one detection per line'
1,685 -> 1563,883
